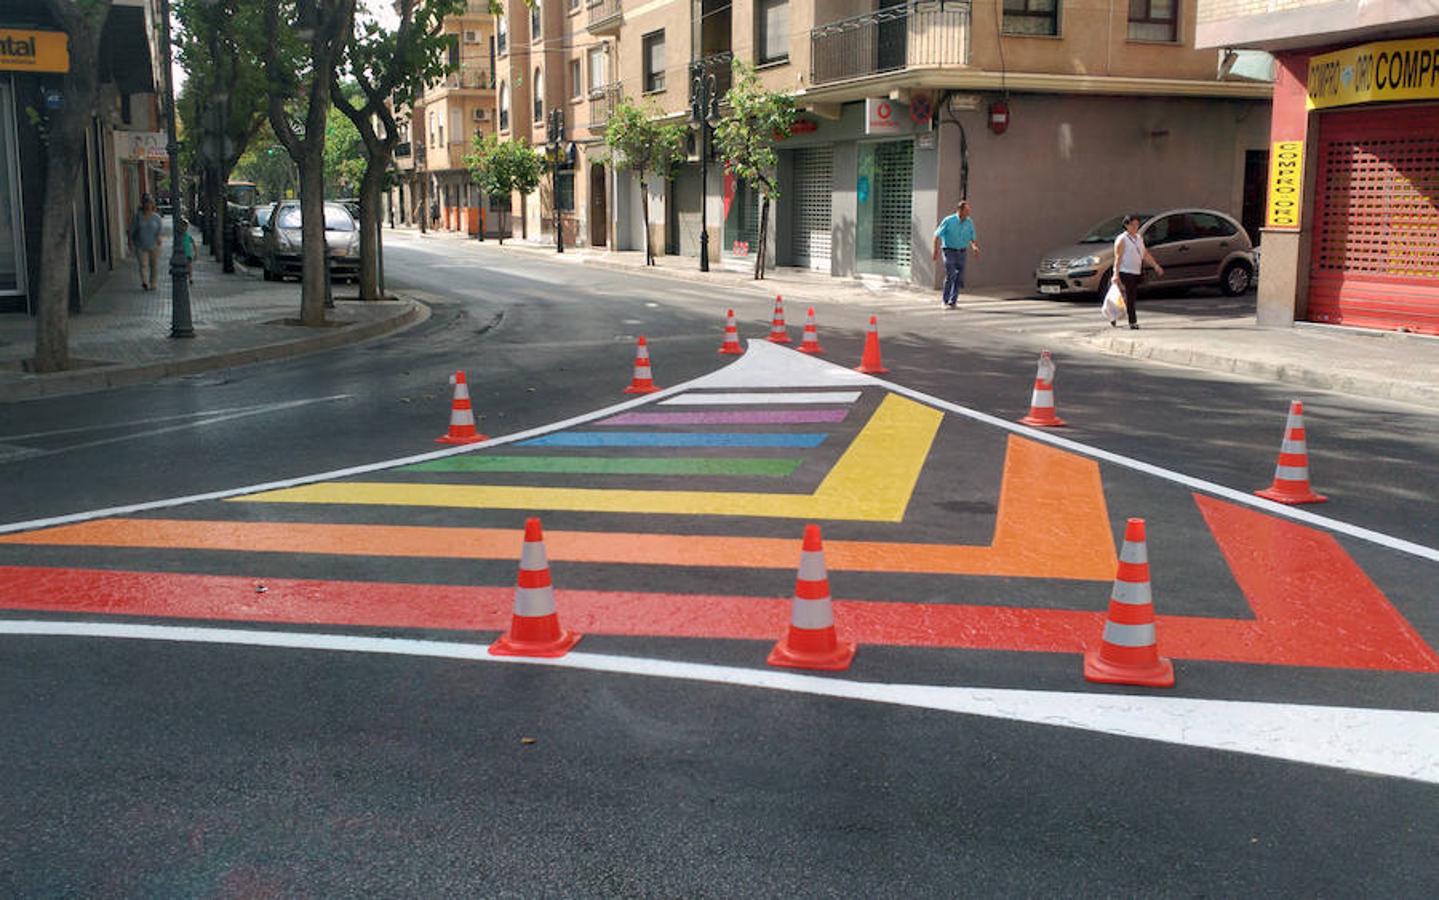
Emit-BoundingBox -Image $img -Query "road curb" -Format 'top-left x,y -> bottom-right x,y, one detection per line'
0,297 -> 429,404
1085,332 -> 1439,409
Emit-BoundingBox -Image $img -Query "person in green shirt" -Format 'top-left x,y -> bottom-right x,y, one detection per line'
932,200 -> 981,309
178,218 -> 196,284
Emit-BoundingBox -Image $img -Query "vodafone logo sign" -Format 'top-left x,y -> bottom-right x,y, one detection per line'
865,98 -> 916,135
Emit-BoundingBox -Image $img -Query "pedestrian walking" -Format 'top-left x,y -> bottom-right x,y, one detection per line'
129,194 -> 164,290
178,218 -> 196,284
932,200 -> 981,309
1113,213 -> 1164,330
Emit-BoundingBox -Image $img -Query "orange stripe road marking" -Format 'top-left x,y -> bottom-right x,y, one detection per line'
0,436 -> 1117,581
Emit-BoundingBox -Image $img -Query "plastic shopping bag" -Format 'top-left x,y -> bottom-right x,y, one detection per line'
1101,280 -> 1126,323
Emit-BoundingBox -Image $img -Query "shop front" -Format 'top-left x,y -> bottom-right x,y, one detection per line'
1263,37 -> 1439,335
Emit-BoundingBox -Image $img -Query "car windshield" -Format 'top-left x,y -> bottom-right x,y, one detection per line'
1079,214 -> 1151,243
253,207 -> 272,227
273,206 -> 353,231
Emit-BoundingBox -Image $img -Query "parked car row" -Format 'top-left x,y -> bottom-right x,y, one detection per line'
1035,208 -> 1256,298
233,201 -> 362,283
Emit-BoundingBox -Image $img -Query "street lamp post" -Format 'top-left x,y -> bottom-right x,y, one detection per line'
546,108 -> 565,254
689,63 -> 721,273
158,0 -> 194,338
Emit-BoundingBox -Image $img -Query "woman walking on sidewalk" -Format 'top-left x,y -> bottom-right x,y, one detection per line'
1114,213 -> 1163,329
129,194 -> 164,291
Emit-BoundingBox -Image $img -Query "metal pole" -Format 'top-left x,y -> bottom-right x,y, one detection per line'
159,0 -> 194,338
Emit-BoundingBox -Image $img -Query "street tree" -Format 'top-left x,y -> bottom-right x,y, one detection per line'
233,131 -> 299,201
713,61 -> 797,280
464,133 -> 542,245
175,0 -> 270,258
330,0 -> 465,300
262,0 -> 357,326
29,0 -> 114,373
323,96 -> 365,197
603,98 -> 688,266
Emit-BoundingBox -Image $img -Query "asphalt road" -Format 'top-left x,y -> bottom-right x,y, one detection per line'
1,232 -> 1435,896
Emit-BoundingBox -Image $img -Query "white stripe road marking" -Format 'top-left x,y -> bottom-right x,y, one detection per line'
658,391 -> 863,406
1,619 -> 1434,784
2,341 -> 1435,568
0,399 -> 340,441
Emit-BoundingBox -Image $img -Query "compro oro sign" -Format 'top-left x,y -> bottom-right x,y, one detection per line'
1307,37 -> 1439,109
0,30 -> 69,73
1266,141 -> 1305,229
865,98 -> 915,136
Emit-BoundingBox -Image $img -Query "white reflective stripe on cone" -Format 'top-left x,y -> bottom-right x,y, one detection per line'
1281,439 -> 1308,454
1101,621 -> 1156,647
455,383 -> 471,400
797,550 -> 827,582
513,585 -> 557,617
791,597 -> 835,630
520,541 -> 549,570
1119,541 -> 1148,565
1275,465 -> 1311,480
1111,579 -> 1153,606
451,409 -> 476,426
1030,388 -> 1055,406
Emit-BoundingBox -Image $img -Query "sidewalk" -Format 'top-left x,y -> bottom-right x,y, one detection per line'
0,247 -> 426,403
442,228 -> 1439,411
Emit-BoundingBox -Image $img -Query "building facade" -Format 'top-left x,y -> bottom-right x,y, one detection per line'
479,1 -> 1271,291
1199,0 -> 1439,334
2,0 -> 164,315
392,1 -> 500,236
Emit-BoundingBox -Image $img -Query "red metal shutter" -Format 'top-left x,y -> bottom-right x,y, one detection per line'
1309,106 -> 1439,334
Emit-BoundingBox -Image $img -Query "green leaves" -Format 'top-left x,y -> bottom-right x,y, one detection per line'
603,98 -> 688,186
466,132 -> 543,199
713,60 -> 797,200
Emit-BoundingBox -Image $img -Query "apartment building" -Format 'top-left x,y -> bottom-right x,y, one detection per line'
392,2 -> 500,236
2,0 -> 166,314
488,1 -> 1272,289
1198,0 -> 1439,335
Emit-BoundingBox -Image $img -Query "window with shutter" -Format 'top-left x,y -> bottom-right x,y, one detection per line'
757,0 -> 790,64
643,31 -> 665,93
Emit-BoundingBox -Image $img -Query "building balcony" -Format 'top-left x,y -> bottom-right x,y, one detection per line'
810,0 -> 971,87
586,83 -> 622,130
587,0 -> 622,35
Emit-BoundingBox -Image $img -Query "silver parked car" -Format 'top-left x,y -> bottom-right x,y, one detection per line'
1035,209 -> 1256,298
238,205 -> 272,264
261,201 -> 361,282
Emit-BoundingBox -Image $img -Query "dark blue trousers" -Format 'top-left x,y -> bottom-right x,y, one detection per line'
942,248 -> 967,305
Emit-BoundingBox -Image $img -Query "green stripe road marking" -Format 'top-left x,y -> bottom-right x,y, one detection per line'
401,456 -> 803,476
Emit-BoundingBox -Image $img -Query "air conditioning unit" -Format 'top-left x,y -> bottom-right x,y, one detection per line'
464,30 -> 479,44
473,108 -> 489,122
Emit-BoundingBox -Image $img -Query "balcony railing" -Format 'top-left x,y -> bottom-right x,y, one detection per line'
443,67 -> 495,90
811,0 -> 970,86
587,0 -> 622,34
586,83 -> 622,130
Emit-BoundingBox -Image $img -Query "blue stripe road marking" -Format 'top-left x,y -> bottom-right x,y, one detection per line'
517,432 -> 828,448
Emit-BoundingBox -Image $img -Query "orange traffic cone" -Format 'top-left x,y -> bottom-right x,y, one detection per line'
436,371 -> 488,444
1084,518 -> 1174,688
1018,350 -> 1066,427
854,315 -> 888,374
767,296 -> 791,344
1256,400 -> 1327,505
718,308 -> 743,355
623,335 -> 660,394
768,524 -> 856,671
489,517 -> 582,658
797,307 -> 825,355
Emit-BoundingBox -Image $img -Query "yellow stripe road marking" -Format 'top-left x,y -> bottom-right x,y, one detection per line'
233,394 -> 943,522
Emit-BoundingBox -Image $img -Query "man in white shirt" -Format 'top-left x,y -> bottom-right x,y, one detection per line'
1113,214 -> 1164,330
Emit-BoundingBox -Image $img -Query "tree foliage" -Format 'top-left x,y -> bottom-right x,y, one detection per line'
465,132 -> 542,244
603,98 -> 688,266
713,61 -> 797,279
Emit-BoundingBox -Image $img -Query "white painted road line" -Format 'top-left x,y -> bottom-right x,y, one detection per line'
660,391 -> 863,406
2,619 -> 1434,784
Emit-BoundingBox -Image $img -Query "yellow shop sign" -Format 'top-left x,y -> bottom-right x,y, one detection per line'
1266,140 -> 1305,229
1307,37 -> 1439,109
0,30 -> 69,73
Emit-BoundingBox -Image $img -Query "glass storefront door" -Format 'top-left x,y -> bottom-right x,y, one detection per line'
0,79 -> 24,296
855,138 -> 914,278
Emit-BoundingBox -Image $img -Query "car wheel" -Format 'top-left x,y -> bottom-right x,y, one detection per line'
1096,269 -> 1112,298
1221,261 -> 1253,296
262,262 -> 275,282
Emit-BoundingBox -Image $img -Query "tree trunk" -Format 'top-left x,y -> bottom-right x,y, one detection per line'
418,177 -> 428,234
356,161 -> 385,300
297,143 -> 328,326
754,195 -> 770,280
207,163 -> 223,255
497,206 -> 505,244
640,178 -> 652,266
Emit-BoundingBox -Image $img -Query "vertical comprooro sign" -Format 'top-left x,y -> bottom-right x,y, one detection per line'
1266,140 -> 1305,229
0,30 -> 69,73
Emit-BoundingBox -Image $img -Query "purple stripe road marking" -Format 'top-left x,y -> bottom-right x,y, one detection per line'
596,409 -> 851,427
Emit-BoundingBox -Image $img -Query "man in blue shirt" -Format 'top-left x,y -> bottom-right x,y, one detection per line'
932,200 -> 981,308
